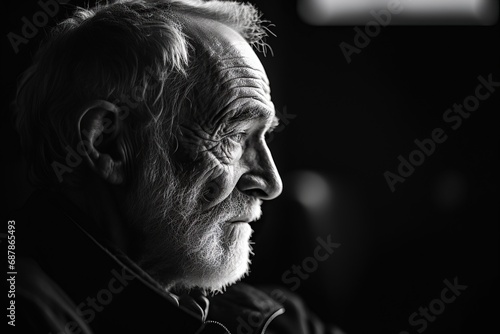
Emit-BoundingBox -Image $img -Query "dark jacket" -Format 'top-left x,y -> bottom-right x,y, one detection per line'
13,190 -> 339,334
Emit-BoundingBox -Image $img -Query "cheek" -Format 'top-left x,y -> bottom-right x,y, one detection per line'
198,151 -> 247,210
181,140 -> 245,209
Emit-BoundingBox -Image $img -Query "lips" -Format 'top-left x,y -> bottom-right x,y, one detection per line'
229,202 -> 262,224
229,214 -> 259,224
229,217 -> 253,224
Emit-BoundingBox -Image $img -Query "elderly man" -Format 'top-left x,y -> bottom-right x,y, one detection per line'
14,0 -> 340,333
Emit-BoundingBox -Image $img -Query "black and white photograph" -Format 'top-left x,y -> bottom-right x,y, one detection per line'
3,0 -> 499,333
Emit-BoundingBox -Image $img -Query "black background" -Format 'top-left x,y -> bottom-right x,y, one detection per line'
4,1 -> 499,333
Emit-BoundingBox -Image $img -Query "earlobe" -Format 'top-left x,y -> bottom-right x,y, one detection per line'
77,100 -> 127,185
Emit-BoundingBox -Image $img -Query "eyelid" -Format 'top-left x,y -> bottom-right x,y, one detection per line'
222,114 -> 277,143
227,131 -> 247,143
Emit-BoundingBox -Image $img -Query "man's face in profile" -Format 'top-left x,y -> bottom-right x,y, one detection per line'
124,18 -> 282,292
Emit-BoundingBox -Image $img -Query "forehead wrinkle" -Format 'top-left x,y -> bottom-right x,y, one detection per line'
213,57 -> 270,86
213,63 -> 269,91
211,69 -> 271,112
217,70 -> 267,91
198,65 -> 272,131
193,52 -> 269,104
215,86 -> 273,116
185,18 -> 273,133
215,57 -> 264,73
218,74 -> 270,98
218,74 -> 269,97
205,58 -> 272,125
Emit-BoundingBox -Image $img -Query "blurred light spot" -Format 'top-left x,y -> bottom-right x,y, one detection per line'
288,171 -> 333,211
298,0 -> 498,25
432,170 -> 468,212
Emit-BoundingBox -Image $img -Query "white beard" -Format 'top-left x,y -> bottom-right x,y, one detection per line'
180,221 -> 254,291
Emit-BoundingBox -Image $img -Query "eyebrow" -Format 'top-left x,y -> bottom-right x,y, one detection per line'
226,105 -> 275,125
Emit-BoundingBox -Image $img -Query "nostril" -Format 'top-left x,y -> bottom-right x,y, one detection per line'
245,188 -> 268,199
237,170 -> 282,200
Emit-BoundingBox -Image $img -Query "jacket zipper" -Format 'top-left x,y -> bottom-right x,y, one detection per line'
203,319 -> 232,334
203,307 -> 285,334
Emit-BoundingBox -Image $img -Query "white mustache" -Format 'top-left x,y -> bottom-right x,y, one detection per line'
221,198 -> 262,224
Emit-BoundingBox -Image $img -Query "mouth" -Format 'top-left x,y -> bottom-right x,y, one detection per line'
228,213 -> 261,225
228,202 -> 263,224
229,217 -> 254,224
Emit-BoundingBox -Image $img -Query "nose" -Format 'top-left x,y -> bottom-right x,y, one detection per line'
237,143 -> 283,200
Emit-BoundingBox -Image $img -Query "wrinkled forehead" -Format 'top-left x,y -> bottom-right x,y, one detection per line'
186,17 -> 269,82
188,18 -> 267,74
178,16 -> 274,126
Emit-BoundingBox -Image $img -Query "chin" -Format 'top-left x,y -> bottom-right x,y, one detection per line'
180,222 -> 253,293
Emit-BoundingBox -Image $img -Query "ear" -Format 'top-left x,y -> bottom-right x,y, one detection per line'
77,100 -> 129,185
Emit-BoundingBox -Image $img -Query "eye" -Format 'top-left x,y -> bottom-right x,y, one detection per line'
227,132 -> 247,144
